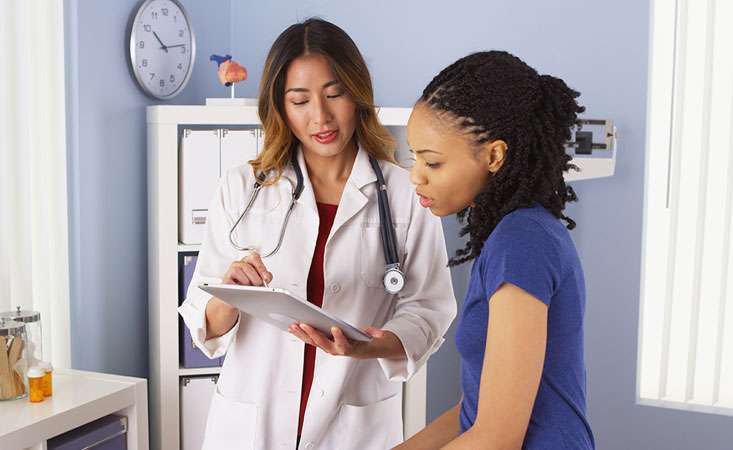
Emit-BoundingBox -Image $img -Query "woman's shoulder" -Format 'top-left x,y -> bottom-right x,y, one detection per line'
481,206 -> 563,259
494,205 -> 569,241
482,204 -> 579,272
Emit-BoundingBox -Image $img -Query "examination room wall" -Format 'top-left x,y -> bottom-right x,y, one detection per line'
64,0 -> 733,448
64,0 -> 232,378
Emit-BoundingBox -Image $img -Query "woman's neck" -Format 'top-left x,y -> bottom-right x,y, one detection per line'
302,140 -> 358,204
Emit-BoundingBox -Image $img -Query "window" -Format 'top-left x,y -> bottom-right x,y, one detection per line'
638,0 -> 733,415
0,0 -> 71,368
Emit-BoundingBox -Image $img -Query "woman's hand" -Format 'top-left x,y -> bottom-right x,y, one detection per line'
222,253 -> 272,286
288,324 -> 406,359
205,253 -> 272,340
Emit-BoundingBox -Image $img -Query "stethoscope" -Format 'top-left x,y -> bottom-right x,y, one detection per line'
229,151 -> 406,295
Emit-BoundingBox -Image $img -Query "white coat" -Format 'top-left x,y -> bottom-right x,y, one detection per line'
178,147 -> 456,450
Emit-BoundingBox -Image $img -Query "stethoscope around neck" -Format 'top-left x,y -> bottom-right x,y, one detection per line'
228,151 -> 406,295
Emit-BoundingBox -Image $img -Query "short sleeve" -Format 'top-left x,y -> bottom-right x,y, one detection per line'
479,216 -> 563,306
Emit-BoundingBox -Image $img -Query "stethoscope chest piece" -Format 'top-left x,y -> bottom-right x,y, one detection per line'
383,266 -> 405,295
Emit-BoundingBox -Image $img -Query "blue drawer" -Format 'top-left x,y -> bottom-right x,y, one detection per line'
47,414 -> 127,450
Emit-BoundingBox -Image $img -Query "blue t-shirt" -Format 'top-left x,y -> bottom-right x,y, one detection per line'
455,204 -> 594,449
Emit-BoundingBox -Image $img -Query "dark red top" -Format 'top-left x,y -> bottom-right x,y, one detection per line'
298,202 -> 338,436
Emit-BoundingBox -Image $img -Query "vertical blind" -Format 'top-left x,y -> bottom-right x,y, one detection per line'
639,0 -> 733,415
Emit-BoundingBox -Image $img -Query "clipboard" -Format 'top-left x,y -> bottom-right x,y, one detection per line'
198,284 -> 372,342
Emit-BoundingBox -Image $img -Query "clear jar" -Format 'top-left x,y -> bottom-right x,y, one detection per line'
0,307 -> 42,367
0,319 -> 29,401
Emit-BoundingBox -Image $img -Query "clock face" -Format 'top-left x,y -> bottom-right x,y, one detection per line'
129,0 -> 194,99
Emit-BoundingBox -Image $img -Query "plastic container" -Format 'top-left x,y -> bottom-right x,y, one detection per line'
28,366 -> 45,403
40,361 -> 53,397
0,307 -> 42,366
0,319 -> 28,401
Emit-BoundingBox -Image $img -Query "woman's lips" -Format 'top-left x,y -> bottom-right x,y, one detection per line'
313,130 -> 338,144
418,194 -> 433,208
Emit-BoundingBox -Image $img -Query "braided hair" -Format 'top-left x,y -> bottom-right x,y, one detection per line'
420,51 -> 585,266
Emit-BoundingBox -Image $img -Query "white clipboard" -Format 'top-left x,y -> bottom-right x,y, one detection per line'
198,284 -> 372,342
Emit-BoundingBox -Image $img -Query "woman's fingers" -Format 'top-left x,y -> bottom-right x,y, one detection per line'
302,324 -> 334,352
244,253 -> 273,284
224,265 -> 248,285
239,263 -> 263,286
289,323 -> 315,345
364,327 -> 386,338
331,327 -> 350,350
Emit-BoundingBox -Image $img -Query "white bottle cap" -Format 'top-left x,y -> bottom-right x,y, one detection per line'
27,367 -> 45,378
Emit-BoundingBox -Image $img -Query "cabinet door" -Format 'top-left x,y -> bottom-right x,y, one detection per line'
180,376 -> 218,450
179,129 -> 220,244
220,128 -> 258,176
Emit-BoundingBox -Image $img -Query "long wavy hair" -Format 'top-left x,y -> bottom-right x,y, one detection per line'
251,18 -> 396,185
419,51 -> 585,266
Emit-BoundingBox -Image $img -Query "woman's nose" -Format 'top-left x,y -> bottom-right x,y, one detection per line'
410,165 -> 426,186
312,97 -> 333,125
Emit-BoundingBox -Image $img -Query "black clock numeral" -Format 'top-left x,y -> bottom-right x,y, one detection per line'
162,8 -> 168,16
178,30 -> 184,37
149,73 -> 155,80
173,15 -> 177,22
169,75 -> 175,83
142,59 -> 148,67
177,63 -> 183,70
143,24 -> 151,32
151,11 -> 158,20
180,46 -> 186,54
138,40 -> 144,49
159,79 -> 165,88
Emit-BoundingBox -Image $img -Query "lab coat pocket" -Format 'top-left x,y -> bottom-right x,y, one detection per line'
360,222 -> 385,287
336,393 -> 404,450
202,390 -> 258,450
360,222 -> 405,289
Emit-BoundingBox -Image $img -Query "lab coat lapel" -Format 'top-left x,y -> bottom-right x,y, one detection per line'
294,149 -> 319,219
328,147 -> 376,241
278,149 -> 319,284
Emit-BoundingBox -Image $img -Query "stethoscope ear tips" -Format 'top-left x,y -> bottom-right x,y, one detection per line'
383,268 -> 405,295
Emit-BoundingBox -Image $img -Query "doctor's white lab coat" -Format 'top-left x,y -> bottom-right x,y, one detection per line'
178,148 -> 456,450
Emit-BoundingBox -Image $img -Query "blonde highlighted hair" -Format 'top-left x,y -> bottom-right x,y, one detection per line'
251,18 -> 396,185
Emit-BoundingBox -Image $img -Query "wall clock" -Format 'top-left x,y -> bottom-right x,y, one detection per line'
128,0 -> 195,99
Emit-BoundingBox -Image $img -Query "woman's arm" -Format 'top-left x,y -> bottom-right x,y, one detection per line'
442,283 -> 547,450
205,253 -> 272,340
204,297 -> 239,340
394,400 -> 462,450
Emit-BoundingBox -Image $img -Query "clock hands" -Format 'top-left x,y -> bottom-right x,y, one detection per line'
166,44 -> 186,49
152,31 -> 168,52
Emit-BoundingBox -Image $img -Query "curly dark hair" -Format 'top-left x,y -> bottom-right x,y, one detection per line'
419,51 -> 585,266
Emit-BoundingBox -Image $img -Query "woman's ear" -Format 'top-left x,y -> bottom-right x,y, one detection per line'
482,140 -> 508,174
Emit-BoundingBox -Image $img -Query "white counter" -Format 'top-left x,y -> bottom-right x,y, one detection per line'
0,368 -> 148,450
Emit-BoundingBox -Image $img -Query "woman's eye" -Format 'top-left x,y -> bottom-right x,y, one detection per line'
291,99 -> 308,106
425,162 -> 442,169
326,92 -> 343,99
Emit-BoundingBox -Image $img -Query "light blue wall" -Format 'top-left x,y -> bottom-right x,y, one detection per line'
65,0 -> 231,377
66,1 -> 733,448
